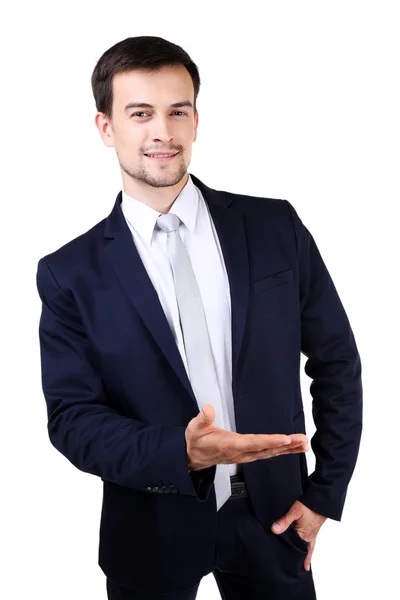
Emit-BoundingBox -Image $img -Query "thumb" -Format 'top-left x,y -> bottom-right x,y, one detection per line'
271,512 -> 295,535
199,404 -> 215,426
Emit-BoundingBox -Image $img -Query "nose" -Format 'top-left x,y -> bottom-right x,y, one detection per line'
151,115 -> 174,144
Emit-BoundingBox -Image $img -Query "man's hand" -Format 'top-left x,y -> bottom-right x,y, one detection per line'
271,500 -> 327,572
185,404 -> 309,471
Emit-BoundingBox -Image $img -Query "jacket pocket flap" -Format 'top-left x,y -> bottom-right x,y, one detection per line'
252,268 -> 293,294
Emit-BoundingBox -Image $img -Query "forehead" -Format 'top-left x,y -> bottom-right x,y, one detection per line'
112,65 -> 194,107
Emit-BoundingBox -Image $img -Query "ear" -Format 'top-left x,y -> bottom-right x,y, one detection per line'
95,112 -> 115,148
193,110 -> 199,142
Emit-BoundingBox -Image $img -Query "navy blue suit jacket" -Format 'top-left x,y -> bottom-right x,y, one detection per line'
36,173 -> 362,594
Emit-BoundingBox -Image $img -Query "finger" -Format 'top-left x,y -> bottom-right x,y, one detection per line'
256,442 -> 309,459
283,440 -> 309,452
258,434 -> 293,448
238,447 -> 306,463
287,434 -> 309,444
273,445 -> 309,457
259,434 -> 309,452
271,514 -> 295,534
238,433 -> 292,452
304,538 -> 316,571
239,433 -> 309,453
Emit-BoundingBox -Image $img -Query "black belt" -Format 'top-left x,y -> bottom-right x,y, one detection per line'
230,474 -> 248,498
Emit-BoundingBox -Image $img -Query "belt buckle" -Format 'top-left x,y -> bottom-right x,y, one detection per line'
230,475 -> 248,498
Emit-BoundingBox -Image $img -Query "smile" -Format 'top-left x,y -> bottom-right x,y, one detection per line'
144,152 -> 179,161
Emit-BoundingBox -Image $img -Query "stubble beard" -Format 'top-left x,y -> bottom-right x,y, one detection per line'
120,152 -> 189,189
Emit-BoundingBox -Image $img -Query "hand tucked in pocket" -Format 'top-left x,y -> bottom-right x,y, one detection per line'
271,500 -> 327,571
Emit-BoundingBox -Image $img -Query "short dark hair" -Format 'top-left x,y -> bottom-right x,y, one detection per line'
91,36 -> 201,119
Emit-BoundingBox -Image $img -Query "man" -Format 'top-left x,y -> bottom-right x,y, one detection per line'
36,36 -> 363,600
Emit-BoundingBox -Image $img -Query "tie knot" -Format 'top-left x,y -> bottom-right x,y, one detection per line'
156,213 -> 181,234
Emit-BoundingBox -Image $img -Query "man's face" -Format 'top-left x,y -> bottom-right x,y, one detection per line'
97,64 -> 198,190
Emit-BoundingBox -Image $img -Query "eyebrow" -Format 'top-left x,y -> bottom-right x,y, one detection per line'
124,100 -> 193,112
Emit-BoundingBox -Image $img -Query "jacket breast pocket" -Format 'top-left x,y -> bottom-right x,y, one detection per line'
252,268 -> 293,294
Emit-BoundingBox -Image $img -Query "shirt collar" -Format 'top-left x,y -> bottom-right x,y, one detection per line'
121,174 -> 199,245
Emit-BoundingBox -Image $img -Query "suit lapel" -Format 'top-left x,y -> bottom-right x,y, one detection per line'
103,173 -> 249,406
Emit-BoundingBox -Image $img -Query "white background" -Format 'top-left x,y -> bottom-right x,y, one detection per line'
2,1 -> 399,598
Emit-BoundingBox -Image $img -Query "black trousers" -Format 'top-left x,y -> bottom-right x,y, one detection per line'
106,476 -> 317,600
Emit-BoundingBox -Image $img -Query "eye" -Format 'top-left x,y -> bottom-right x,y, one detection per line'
130,111 -> 187,118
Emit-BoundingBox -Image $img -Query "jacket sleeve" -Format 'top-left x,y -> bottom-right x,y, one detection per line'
36,257 -> 216,500
285,201 -> 363,521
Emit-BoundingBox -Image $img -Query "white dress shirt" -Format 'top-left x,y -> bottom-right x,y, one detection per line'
121,174 -> 240,477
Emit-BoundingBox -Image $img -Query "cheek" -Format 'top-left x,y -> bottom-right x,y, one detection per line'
119,130 -> 147,154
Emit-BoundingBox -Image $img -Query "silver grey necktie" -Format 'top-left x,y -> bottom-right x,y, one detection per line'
155,212 -> 231,511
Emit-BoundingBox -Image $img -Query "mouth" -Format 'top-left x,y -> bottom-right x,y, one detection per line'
144,151 -> 180,162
